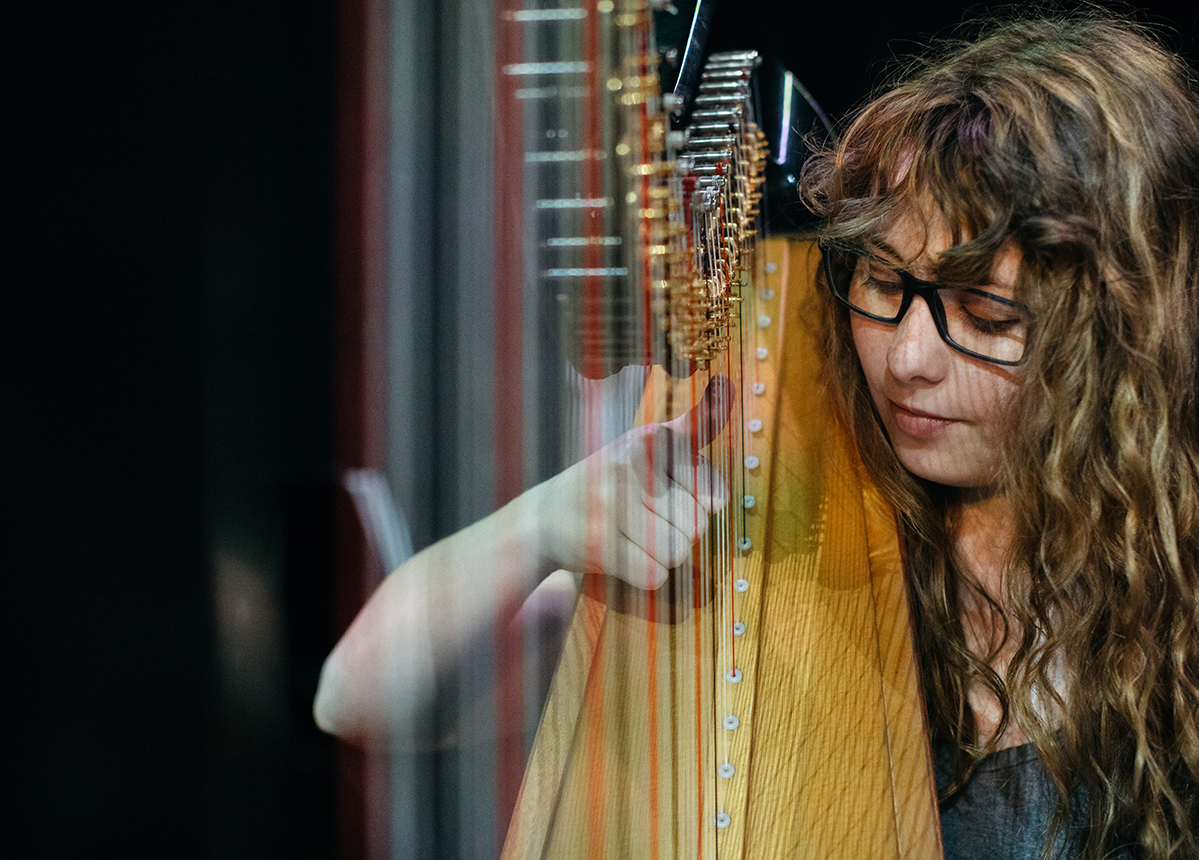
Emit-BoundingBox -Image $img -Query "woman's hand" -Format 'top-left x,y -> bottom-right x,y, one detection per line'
314,374 -> 733,744
534,376 -> 733,589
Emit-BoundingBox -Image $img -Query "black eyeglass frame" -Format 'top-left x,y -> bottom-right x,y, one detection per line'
820,244 -> 1032,367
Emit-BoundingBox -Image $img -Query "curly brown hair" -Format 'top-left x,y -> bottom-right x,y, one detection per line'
802,11 -> 1199,859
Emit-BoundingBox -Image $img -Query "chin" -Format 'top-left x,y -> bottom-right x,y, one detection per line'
895,452 -> 996,491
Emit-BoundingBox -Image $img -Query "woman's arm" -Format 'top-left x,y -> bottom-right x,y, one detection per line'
313,379 -> 731,746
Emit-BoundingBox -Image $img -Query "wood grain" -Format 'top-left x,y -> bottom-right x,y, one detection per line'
502,239 -> 942,859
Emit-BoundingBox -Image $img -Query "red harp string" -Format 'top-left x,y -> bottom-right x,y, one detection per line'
492,4 -> 770,855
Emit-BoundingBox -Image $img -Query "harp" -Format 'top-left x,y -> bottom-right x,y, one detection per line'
490,1 -> 943,855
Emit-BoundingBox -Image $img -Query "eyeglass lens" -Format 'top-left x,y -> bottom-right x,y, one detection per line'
831,248 -> 1028,364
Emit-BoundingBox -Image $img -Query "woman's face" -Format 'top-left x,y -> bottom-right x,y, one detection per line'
850,212 -> 1022,491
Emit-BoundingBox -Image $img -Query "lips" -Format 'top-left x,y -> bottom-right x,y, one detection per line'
889,400 -> 959,439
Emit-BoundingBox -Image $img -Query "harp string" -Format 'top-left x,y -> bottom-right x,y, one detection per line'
497,0 -> 767,852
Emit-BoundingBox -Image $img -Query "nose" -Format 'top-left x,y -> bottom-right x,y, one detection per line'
886,295 -> 950,384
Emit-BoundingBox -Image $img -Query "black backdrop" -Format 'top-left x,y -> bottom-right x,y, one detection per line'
6,2 -> 338,857
711,1 -> 1199,123
6,1 -> 1196,857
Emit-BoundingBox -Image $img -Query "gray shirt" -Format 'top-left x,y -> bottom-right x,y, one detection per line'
934,740 -> 1133,859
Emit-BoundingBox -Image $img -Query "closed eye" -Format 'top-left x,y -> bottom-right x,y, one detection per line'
951,292 -> 1026,334
963,311 -> 1022,334
864,275 -> 904,296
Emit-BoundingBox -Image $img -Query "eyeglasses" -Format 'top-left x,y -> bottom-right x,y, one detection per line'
821,244 -> 1032,366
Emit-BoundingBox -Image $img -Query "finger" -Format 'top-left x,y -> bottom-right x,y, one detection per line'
582,534 -> 671,591
609,529 -> 675,591
647,376 -> 734,511
644,484 -> 712,545
620,548 -> 671,591
634,425 -> 723,516
663,373 -> 735,450
620,503 -> 696,573
661,452 -> 730,516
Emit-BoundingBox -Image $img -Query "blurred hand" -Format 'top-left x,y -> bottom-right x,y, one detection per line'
537,376 -> 733,589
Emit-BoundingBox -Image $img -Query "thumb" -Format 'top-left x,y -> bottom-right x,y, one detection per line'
655,375 -> 733,513
663,374 -> 734,450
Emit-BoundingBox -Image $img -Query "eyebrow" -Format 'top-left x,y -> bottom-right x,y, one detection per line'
870,238 -> 902,258
862,237 -> 904,264
859,243 -> 1018,299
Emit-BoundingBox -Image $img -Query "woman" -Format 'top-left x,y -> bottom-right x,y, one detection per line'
316,11 -> 1199,858
803,13 -> 1199,858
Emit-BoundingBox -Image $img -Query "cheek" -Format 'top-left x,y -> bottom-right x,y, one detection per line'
960,375 -> 1019,483
850,316 -> 889,398
958,369 -> 1020,432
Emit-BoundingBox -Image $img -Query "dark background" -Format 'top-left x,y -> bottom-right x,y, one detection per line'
6,1 -> 1196,856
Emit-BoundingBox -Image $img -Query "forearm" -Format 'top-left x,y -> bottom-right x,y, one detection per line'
312,388 -> 729,744
312,487 -> 555,744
